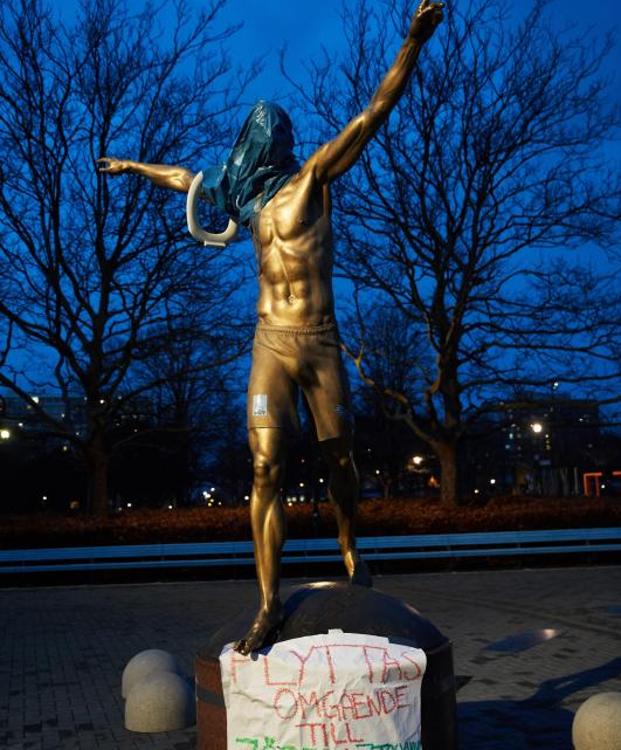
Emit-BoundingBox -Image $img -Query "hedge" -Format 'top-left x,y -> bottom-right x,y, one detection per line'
1,495 -> 620,549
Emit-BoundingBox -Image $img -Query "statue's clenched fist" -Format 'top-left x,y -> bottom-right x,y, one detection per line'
409,0 -> 445,43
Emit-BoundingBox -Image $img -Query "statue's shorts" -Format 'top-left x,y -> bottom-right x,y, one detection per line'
247,322 -> 354,441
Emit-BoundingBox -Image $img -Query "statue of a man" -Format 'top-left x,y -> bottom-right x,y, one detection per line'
98,0 -> 444,654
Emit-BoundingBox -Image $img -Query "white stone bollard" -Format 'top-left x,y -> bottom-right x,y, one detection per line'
573,692 -> 621,750
125,671 -> 196,733
121,649 -> 183,699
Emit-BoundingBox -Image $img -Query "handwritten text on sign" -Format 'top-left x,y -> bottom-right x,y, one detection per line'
220,631 -> 427,750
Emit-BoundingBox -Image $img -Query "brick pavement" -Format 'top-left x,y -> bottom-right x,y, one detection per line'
0,565 -> 620,749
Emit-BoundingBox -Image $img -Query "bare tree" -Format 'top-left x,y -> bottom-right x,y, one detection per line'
346,300 -> 432,498
134,307 -> 252,506
289,0 -> 621,505
0,0 -> 256,513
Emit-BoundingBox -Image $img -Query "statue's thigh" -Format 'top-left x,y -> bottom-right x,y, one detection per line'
247,342 -> 300,436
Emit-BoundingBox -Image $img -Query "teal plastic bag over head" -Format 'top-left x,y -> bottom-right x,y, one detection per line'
201,101 -> 300,227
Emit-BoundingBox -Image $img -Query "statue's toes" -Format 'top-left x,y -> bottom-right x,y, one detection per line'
233,607 -> 284,654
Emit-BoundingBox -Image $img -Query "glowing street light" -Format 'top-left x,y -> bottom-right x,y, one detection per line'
0,429 -> 11,440
531,422 -> 543,434
412,455 -> 424,466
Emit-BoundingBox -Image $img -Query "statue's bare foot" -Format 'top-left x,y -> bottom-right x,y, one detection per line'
234,603 -> 284,655
350,557 -> 372,588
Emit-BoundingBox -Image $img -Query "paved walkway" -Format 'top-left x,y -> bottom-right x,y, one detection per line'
1,566 -> 620,749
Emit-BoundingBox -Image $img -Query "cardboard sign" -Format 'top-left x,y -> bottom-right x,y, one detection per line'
220,630 -> 426,750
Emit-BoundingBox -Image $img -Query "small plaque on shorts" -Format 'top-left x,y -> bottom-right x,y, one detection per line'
252,394 -> 268,417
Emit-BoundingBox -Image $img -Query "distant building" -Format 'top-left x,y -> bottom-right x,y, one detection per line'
0,393 -> 88,441
0,392 -> 154,438
475,394 -> 603,496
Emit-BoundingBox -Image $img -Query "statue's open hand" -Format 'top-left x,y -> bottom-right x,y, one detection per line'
96,157 -> 128,175
409,0 -> 444,43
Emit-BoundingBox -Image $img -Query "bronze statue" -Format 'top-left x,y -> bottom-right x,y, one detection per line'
98,0 -> 444,654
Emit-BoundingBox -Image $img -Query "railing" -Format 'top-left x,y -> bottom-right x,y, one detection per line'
1,527 -> 619,574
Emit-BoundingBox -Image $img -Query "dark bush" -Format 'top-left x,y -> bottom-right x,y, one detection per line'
0,496 -> 619,549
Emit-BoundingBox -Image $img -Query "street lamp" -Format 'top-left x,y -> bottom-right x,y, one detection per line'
0,429 -> 10,440
412,455 -> 424,466
531,422 -> 543,434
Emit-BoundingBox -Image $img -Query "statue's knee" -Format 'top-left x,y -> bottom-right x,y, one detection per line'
253,453 -> 282,486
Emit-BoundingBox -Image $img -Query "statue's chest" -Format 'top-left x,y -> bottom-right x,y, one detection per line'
257,172 -> 325,246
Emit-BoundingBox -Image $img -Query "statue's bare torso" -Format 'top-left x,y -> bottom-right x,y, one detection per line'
254,170 -> 335,327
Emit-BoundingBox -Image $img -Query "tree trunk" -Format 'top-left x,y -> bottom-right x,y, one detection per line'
86,434 -> 109,516
434,440 -> 459,507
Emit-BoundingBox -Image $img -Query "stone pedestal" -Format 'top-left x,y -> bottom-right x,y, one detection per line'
196,582 -> 457,750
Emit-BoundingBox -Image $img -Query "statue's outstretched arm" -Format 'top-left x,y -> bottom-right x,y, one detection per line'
303,0 -> 444,185
96,158 -> 195,193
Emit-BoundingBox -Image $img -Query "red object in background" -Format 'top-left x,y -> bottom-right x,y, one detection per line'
583,471 -> 621,497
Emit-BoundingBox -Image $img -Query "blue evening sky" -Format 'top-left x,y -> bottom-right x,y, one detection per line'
229,0 -> 621,105
56,1 -> 621,108
54,0 -> 621,168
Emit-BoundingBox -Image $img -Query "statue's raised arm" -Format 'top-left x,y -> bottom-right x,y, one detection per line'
303,0 -> 444,185
96,157 -> 195,193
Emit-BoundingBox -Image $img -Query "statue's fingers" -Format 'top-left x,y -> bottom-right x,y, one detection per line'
422,1 -> 444,12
